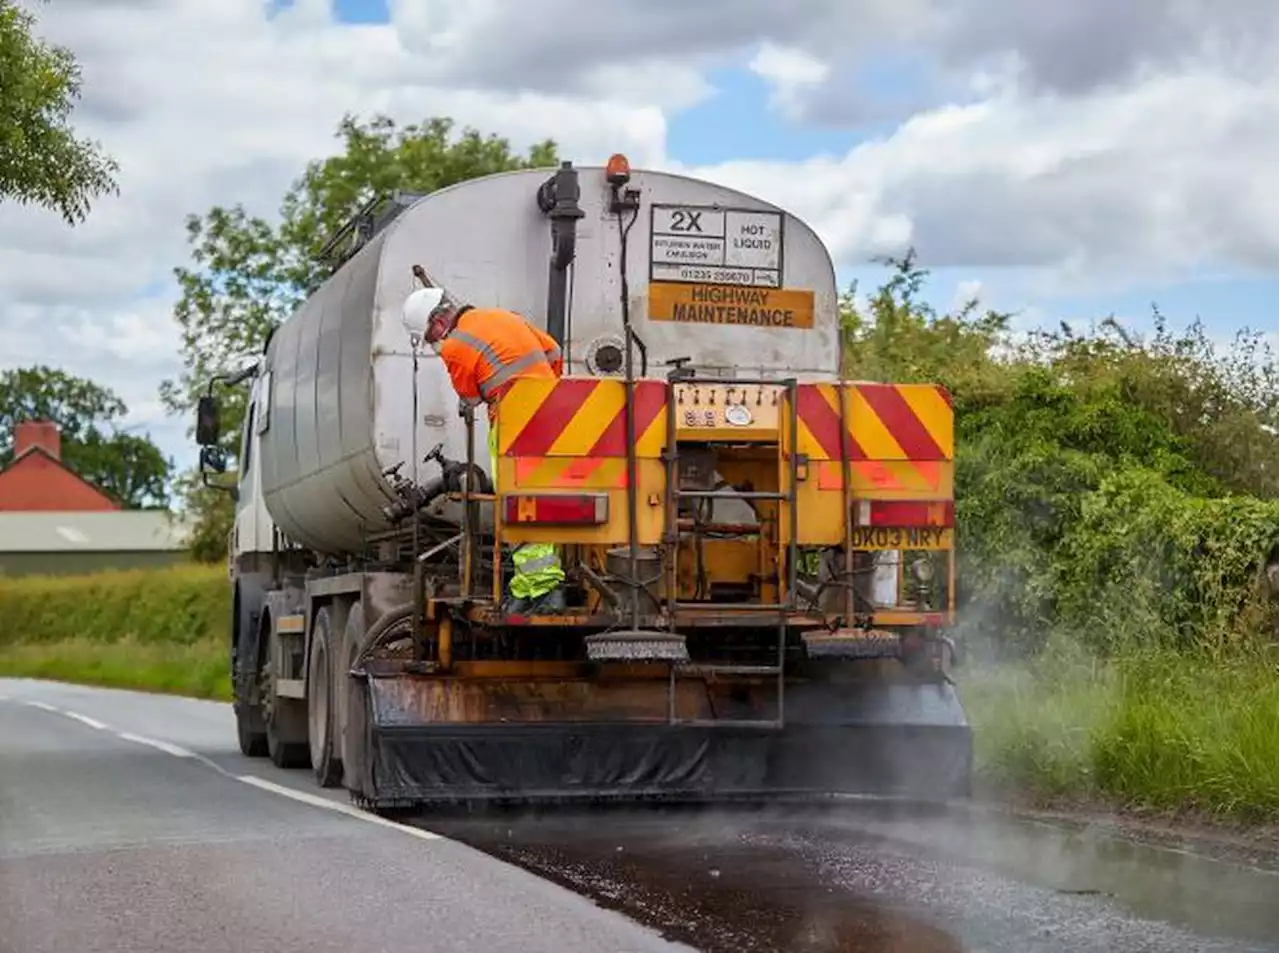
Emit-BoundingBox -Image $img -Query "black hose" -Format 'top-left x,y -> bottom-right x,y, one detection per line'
351,602 -> 414,671
381,461 -> 493,524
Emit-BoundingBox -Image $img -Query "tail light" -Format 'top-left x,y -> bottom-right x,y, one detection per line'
504,494 -> 609,525
853,500 -> 953,527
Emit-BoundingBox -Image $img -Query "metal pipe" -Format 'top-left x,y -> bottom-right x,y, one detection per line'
673,601 -> 792,611
613,188 -> 643,634
461,406 -> 475,599
782,377 -> 800,728
417,533 -> 464,563
438,616 -> 453,670
663,377 -> 680,726
537,161 -> 584,347
412,555 -> 426,661
677,490 -> 786,501
837,380 -> 854,625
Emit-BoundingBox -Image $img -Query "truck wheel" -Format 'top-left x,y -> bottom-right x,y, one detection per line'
266,697 -> 310,769
262,624 -> 310,770
307,606 -> 343,787
233,615 -> 267,757
236,705 -> 268,757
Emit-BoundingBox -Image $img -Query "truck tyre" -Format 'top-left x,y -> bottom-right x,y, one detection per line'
263,616 -> 310,770
307,605 -> 343,787
266,699 -> 310,769
233,601 -> 267,758
236,706 -> 268,758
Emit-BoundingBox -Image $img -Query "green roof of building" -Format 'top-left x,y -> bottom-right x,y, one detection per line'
0,511 -> 191,553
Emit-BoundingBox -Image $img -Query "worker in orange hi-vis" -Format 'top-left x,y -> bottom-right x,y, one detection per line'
401,285 -> 566,614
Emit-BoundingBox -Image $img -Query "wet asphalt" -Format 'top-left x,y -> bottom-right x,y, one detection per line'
1,679 -> 1275,953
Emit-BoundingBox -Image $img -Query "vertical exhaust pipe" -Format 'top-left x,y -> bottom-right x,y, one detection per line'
536,161 -> 585,347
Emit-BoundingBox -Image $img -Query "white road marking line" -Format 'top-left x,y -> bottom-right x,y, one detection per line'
15,695 -> 444,845
236,775 -> 441,841
64,711 -> 108,730
116,731 -> 197,759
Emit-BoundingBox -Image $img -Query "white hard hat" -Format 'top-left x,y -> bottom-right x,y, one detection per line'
401,287 -> 447,339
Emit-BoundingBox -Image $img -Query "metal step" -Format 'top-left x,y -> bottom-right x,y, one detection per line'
673,601 -> 792,611
675,664 -> 781,677
676,489 -> 786,501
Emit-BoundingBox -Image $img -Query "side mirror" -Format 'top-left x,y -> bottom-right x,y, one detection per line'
199,445 -> 228,475
196,395 -> 220,446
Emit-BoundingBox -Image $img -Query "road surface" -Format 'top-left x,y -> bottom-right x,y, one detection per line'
1,678 -> 1275,953
0,678 -> 686,953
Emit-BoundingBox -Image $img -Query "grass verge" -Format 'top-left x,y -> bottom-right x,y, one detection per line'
0,564 -> 231,701
962,639 -> 1279,826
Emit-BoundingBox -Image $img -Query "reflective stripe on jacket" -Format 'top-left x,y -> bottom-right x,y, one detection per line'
509,541 -> 565,600
438,308 -> 561,409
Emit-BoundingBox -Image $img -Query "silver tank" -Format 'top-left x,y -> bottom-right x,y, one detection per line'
258,165 -> 840,556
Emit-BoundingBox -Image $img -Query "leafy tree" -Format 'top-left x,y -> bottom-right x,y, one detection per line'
161,113 -> 558,559
0,0 -> 118,223
836,253 -> 1279,655
171,470 -> 235,564
0,366 -> 173,508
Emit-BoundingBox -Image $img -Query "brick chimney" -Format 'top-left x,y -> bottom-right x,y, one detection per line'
13,420 -> 61,461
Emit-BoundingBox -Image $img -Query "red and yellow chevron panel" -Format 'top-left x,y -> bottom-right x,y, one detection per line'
815,460 -> 948,494
497,378 -> 667,458
792,383 -> 953,462
513,456 -> 630,489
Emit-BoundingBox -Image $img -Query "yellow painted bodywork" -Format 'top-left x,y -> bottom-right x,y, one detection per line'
484,375 -> 956,621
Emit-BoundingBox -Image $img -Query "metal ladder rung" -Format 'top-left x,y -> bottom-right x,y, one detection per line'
662,376 -> 800,731
673,601 -> 790,611
676,664 -> 780,676
677,489 -> 785,501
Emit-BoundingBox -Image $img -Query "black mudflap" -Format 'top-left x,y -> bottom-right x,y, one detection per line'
346,674 -> 973,809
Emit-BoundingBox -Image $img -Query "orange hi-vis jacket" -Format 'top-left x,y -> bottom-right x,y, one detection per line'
438,307 -> 563,418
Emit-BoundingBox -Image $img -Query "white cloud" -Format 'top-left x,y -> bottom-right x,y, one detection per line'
0,0 -> 676,471
0,0 -> 1274,480
748,43 -> 829,119
681,66 -> 1277,282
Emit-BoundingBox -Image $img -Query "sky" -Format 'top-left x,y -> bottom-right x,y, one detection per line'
1,0 -> 1276,478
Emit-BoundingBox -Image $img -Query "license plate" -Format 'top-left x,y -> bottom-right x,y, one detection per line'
850,526 -> 953,550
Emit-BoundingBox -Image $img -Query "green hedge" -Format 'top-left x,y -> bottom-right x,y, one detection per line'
0,565 -> 231,699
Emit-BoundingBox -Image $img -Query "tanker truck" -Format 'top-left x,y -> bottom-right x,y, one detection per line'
194,155 -> 971,811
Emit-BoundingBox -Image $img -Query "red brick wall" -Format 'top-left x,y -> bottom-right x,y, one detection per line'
0,452 -> 120,511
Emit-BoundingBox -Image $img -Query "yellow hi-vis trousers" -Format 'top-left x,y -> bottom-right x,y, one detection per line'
489,427 -> 564,600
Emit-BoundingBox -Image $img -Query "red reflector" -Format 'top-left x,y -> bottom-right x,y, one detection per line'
855,500 -> 954,527
504,494 -> 608,525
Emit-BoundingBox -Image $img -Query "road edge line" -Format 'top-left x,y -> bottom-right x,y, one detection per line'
10,696 -> 443,845
235,775 -> 442,840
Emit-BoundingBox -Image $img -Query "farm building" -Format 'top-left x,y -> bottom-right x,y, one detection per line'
0,510 -> 192,577
0,420 -> 121,512
0,420 -> 191,576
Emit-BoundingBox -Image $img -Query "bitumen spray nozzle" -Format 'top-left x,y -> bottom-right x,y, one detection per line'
800,628 -> 901,660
